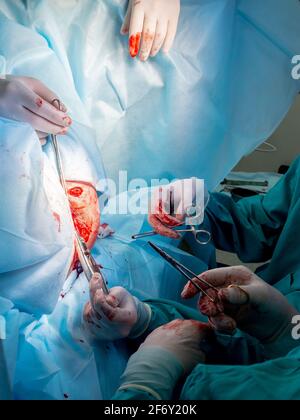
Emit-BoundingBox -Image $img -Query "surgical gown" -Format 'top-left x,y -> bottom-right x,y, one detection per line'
114,158 -> 300,400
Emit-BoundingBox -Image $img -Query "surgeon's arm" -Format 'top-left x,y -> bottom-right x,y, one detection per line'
181,346 -> 300,400
205,158 -> 300,262
115,344 -> 300,401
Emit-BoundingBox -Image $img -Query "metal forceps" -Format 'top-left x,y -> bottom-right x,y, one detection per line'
132,225 -> 211,245
148,242 -> 218,303
50,99 -> 109,294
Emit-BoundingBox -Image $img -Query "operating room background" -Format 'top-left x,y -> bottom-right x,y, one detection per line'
235,94 -> 300,172
217,93 -> 300,270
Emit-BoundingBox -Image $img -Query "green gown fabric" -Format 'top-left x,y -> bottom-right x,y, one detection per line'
113,156 -> 300,400
206,156 -> 300,286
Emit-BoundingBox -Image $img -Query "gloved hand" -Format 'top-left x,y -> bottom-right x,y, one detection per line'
181,266 -> 299,358
141,319 -> 211,372
118,320 -> 212,400
83,273 -> 152,341
121,0 -> 180,61
148,178 -> 206,239
0,75 -> 71,144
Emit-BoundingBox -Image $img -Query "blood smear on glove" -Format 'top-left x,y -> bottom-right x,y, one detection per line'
156,200 -> 182,227
199,289 -> 224,316
129,33 -> 141,57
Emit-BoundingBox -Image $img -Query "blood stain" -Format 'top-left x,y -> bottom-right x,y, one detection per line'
129,32 -> 141,57
36,98 -> 43,108
63,116 -> 72,126
52,212 -> 61,233
66,181 -> 100,270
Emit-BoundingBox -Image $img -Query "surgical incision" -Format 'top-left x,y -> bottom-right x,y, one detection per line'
66,180 -> 100,267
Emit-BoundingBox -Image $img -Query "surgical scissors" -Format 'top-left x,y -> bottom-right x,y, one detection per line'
132,225 -> 211,245
50,99 -> 109,294
148,242 -> 218,303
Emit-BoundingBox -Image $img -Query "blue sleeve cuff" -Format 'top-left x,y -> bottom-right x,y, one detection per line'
129,300 -> 152,339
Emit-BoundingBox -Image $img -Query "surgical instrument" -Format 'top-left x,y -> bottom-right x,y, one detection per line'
148,242 -> 218,303
133,183 -> 211,244
50,99 -> 109,294
132,225 -> 211,245
221,179 -> 269,187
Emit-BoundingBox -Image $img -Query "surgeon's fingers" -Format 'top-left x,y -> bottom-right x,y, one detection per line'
219,285 -> 250,306
139,16 -> 156,61
196,266 -> 254,290
121,1 -> 132,35
93,288 -> 119,321
152,196 -> 183,226
19,106 -> 69,135
20,87 -> 71,128
148,213 -> 180,239
182,267 -> 253,300
105,287 -> 127,308
150,20 -> 168,57
181,275 -> 212,299
209,313 -> 237,334
23,77 -> 68,113
106,298 -> 137,324
162,17 -> 179,54
198,291 -> 224,317
89,273 -> 106,308
155,206 -> 183,227
128,2 -> 144,57
17,77 -> 68,113
89,274 -> 119,320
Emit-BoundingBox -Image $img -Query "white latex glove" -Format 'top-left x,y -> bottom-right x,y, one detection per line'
141,320 -> 212,373
148,178 -> 205,239
0,75 -> 72,144
83,273 -> 151,341
181,266 -> 300,358
121,0 -> 180,61
118,319 -> 211,400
